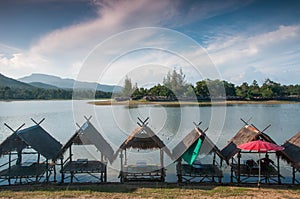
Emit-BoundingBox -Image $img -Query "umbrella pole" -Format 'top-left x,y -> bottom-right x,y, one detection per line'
258,153 -> 261,188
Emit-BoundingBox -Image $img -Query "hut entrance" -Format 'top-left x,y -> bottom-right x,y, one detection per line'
172,122 -> 224,183
60,116 -> 114,183
116,117 -> 172,182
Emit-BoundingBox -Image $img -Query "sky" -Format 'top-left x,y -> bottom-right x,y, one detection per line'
0,0 -> 300,86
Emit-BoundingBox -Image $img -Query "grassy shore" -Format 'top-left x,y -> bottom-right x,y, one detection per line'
90,99 -> 300,106
0,183 -> 299,199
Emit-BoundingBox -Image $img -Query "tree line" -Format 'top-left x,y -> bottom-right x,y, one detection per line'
122,69 -> 300,101
0,86 -> 112,100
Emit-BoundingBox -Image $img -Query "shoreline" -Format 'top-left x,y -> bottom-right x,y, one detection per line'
90,99 -> 300,106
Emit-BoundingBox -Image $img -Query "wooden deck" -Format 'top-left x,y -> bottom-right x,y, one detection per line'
0,162 -> 53,184
121,165 -> 165,182
231,163 -> 280,183
177,164 -> 223,183
61,160 -> 107,183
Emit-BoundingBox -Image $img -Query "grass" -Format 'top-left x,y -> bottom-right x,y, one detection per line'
1,184 -> 300,199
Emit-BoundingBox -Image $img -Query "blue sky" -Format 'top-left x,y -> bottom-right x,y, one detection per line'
0,0 -> 300,86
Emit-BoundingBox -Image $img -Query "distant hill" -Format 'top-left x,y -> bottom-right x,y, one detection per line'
28,82 -> 59,89
0,73 -> 34,89
19,73 -> 122,93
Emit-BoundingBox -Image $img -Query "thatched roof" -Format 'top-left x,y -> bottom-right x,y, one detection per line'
59,130 -> 83,157
117,125 -> 172,157
172,127 -> 226,161
17,125 -> 62,160
60,121 -> 114,163
221,124 -> 277,163
0,132 -> 28,156
281,132 -> 300,170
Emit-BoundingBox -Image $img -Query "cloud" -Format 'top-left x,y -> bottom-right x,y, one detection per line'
206,25 -> 300,84
0,0 -> 254,81
4,0 -> 298,86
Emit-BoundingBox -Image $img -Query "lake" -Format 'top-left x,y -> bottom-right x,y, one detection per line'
0,100 -> 299,183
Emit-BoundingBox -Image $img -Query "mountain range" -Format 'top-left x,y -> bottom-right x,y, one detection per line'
0,73 -> 122,93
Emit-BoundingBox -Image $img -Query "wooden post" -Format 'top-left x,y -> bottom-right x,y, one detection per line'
61,158 -> 64,183
8,152 -> 11,185
277,154 -> 281,184
124,149 -> 127,165
292,167 -> 296,185
69,146 -> 73,183
230,157 -> 233,183
46,159 -> 49,183
177,157 -> 182,183
36,153 -> 40,183
53,161 -> 57,182
120,150 -> 124,183
212,153 -> 216,182
160,149 -> 164,182
104,163 -> 107,182
237,152 -> 241,184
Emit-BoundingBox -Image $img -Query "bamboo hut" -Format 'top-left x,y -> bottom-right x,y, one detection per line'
60,117 -> 114,183
0,119 -> 62,185
172,122 -> 225,183
116,117 -> 172,182
221,119 -> 282,184
280,132 -> 300,184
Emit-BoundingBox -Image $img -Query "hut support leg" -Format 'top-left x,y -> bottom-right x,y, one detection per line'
104,164 -> 107,182
212,153 -> 216,182
120,150 -> 124,183
53,161 -> 57,182
36,153 -> 40,183
292,167 -> 296,185
237,152 -> 241,184
230,158 -> 233,183
46,159 -> 49,183
177,158 -> 182,183
160,150 -> 164,182
8,152 -> 11,185
277,154 -> 281,184
69,146 -> 74,183
61,158 -> 64,183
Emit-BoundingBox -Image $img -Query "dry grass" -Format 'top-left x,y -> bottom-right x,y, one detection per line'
0,183 -> 300,199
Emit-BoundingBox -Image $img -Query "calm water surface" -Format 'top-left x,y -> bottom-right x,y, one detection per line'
0,100 -> 299,183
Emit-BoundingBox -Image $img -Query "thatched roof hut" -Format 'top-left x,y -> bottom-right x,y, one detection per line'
116,119 -> 172,182
60,120 -> 114,163
172,127 -> 225,161
117,125 -> 172,157
0,132 -> 28,157
221,124 -> 276,163
281,132 -> 300,170
172,125 -> 225,183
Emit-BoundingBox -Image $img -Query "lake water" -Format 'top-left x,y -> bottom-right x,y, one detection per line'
0,100 -> 299,183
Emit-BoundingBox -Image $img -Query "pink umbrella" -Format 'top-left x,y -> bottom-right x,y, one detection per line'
237,140 -> 284,187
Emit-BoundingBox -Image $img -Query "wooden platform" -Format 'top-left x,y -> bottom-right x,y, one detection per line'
0,162 -> 53,184
231,163 -> 280,183
177,164 -> 223,183
121,165 -> 165,182
61,160 -> 107,183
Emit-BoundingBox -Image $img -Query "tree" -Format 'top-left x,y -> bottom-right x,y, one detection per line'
195,80 -> 209,98
236,82 -> 249,99
248,80 -> 261,98
122,76 -> 133,97
163,68 -> 187,97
